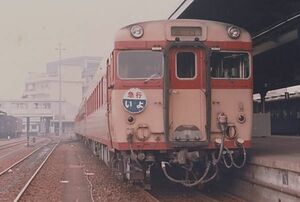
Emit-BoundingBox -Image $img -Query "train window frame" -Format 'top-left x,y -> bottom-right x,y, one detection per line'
210,51 -> 251,80
175,51 -> 197,80
117,50 -> 164,80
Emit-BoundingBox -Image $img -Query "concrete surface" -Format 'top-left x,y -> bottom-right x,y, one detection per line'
225,136 -> 300,202
252,113 -> 271,137
251,136 -> 300,172
62,144 -> 92,202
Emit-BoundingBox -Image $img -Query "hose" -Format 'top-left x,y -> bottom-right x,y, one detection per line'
201,164 -> 219,184
222,144 -> 247,169
160,120 -> 227,187
181,161 -> 212,187
232,144 -> 247,168
161,161 -> 187,184
161,161 -> 213,187
212,129 -> 226,165
222,147 -> 233,168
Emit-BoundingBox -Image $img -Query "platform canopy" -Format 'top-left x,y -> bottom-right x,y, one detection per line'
170,0 -> 300,94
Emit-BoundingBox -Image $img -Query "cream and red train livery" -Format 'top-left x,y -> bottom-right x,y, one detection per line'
75,19 -> 252,187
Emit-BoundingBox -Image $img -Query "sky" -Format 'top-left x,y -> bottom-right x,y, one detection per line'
0,0 -> 183,99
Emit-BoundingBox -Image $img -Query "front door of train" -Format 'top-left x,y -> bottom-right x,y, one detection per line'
168,47 -> 208,146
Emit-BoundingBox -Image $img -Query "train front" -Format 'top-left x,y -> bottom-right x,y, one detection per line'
110,20 -> 252,187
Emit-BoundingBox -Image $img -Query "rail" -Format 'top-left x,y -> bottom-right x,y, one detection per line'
0,142 -> 50,176
138,188 -> 160,202
0,140 -> 27,151
13,141 -> 60,202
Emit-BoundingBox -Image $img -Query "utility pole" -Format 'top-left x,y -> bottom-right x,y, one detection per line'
56,43 -> 65,136
26,117 -> 30,146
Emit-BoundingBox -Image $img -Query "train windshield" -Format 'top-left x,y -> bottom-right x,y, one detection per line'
118,50 -> 163,79
210,52 -> 250,79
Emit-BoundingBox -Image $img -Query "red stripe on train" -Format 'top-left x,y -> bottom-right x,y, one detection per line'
111,140 -> 251,151
115,41 -> 252,51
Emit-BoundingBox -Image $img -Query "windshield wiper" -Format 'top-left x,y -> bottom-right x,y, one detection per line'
144,73 -> 160,83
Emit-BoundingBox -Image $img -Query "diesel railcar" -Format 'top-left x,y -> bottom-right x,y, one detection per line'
75,19 -> 252,188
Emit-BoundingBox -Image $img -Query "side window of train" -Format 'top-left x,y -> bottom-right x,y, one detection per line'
176,52 -> 196,79
210,52 -> 250,79
106,58 -> 112,83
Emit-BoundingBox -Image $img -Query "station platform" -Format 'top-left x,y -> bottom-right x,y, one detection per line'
225,136 -> 300,202
251,136 -> 300,173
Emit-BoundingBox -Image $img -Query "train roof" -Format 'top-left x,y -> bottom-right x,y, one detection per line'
115,19 -> 252,44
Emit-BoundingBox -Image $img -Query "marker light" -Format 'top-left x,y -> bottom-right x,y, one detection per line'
236,137 -> 245,145
151,46 -> 162,51
214,138 -> 222,145
130,25 -> 144,38
227,26 -> 241,39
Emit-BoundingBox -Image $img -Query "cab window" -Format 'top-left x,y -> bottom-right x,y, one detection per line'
176,52 -> 196,79
211,52 -> 250,79
118,51 -> 163,79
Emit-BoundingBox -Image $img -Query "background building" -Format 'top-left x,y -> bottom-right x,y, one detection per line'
0,99 -> 76,135
0,56 -> 101,135
46,56 -> 101,100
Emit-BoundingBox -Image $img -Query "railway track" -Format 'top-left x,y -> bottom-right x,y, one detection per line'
0,140 -> 59,201
136,187 -> 160,202
144,188 -> 245,202
143,169 -> 247,202
0,139 -> 27,151
0,137 -> 51,170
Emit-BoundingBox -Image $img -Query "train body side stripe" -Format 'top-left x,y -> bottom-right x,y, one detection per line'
109,140 -> 251,151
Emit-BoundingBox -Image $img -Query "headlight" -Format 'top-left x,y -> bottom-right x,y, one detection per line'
130,25 -> 144,38
227,26 -> 241,39
127,115 -> 135,125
